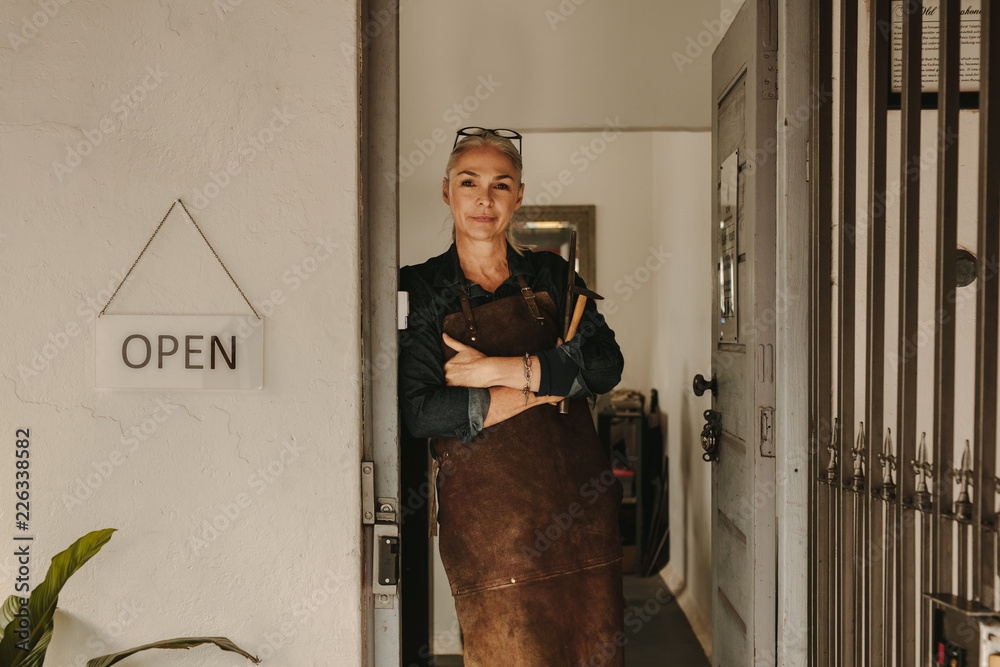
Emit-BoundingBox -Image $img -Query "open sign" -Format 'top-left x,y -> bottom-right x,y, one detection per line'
96,315 -> 263,389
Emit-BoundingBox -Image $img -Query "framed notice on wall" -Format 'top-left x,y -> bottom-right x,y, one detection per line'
889,0 -> 981,109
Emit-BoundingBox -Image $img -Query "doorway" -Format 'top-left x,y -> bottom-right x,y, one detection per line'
394,3 -> 734,665
374,1 -> 816,665
398,126 -> 714,664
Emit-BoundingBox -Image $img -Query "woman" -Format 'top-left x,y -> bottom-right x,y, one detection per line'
399,128 -> 626,666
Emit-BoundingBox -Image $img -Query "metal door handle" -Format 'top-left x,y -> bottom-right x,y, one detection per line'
693,373 -> 717,397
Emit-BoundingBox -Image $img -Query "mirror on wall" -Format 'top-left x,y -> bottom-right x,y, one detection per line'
511,204 -> 596,287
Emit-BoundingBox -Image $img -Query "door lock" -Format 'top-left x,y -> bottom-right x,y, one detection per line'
372,500 -> 399,610
376,533 -> 399,587
363,462 -> 400,610
701,409 -> 722,462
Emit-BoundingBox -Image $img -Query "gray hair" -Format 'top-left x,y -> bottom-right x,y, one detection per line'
445,131 -> 530,254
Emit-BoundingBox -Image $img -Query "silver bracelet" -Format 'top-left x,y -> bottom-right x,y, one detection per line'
522,353 -> 531,405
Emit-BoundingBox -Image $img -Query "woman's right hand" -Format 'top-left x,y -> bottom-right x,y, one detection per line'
442,333 -> 492,388
483,387 -> 563,428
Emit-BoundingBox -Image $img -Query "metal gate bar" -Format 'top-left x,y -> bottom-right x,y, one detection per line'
837,0 -> 861,660
810,0 -> 835,663
810,2 -> 1000,666
932,0 -> 960,617
864,1 -> 891,664
895,3 -> 923,666
975,0 -> 1000,613
960,518 -> 970,597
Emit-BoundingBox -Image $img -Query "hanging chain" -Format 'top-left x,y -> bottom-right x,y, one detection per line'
177,198 -> 260,319
100,201 -> 177,316
100,199 -> 261,320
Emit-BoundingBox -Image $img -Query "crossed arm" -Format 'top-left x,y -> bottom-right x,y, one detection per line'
441,332 -> 562,428
398,267 -> 623,443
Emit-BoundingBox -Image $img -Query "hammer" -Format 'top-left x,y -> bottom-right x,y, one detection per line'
558,286 -> 604,414
565,285 -> 604,340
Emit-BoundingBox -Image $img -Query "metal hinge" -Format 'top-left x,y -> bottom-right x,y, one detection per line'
362,462 -> 375,524
362,462 -> 399,609
761,49 -> 778,100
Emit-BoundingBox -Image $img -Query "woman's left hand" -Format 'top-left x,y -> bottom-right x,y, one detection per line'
442,333 -> 494,388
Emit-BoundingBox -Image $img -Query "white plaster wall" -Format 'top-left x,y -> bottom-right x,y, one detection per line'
0,1 -> 362,665
650,131 -> 714,622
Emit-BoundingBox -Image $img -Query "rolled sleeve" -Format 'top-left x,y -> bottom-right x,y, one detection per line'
399,381 -> 486,443
467,387 -> 490,439
398,270 -> 489,443
536,346 -> 582,397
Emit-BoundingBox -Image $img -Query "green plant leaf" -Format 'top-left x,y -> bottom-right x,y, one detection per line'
27,528 -> 116,633
16,622 -> 51,667
86,637 -> 261,667
0,528 -> 115,667
0,594 -> 26,639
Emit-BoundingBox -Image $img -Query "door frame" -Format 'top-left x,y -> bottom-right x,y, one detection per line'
712,2 -> 779,662
357,0 -> 814,663
773,1 -> 812,665
359,0 -> 401,664
713,1 -> 812,665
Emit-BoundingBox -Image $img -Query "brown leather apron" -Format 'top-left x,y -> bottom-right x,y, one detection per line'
432,280 -> 625,666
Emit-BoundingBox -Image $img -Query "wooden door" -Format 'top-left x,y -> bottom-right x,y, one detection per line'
709,1 -> 778,664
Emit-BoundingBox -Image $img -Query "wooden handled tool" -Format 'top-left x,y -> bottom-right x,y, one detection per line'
558,231 -> 578,415
557,294 -> 589,415
565,295 -> 588,342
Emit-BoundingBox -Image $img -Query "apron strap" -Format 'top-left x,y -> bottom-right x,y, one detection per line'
516,275 -> 546,325
458,288 -> 479,342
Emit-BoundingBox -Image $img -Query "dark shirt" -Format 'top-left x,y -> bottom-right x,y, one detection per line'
398,242 -> 624,443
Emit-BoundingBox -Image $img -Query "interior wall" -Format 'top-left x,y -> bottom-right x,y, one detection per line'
0,1 -> 362,665
399,0 -> 745,133
651,132 -> 715,622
